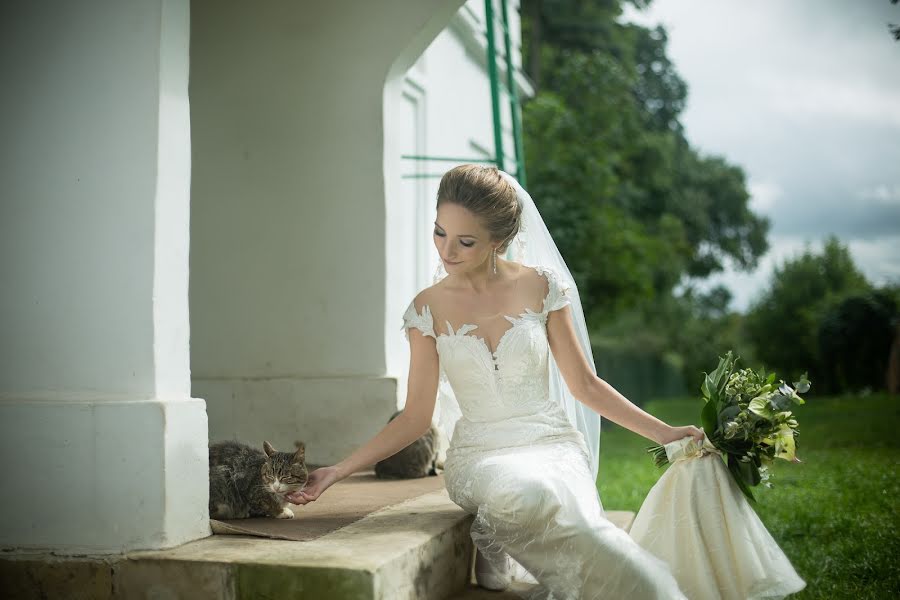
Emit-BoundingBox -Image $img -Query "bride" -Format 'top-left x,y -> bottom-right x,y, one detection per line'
288,164 -> 704,599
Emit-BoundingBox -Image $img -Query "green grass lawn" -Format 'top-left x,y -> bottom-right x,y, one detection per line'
596,393 -> 900,599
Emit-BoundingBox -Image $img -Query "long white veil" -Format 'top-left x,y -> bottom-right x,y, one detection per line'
431,169 -> 602,482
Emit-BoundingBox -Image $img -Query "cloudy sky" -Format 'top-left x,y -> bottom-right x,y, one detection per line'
622,0 -> 900,312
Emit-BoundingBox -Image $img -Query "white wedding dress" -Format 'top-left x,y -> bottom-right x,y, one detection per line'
402,264 -> 689,600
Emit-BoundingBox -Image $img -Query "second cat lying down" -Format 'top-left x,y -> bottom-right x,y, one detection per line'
209,439 -> 308,520
374,409 -> 444,479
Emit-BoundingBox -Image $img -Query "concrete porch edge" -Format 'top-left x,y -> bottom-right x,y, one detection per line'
1,488 -> 475,600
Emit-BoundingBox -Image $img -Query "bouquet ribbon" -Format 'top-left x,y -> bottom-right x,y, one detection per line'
664,435 -> 723,464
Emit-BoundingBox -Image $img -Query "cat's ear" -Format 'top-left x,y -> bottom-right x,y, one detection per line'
263,441 -> 276,457
293,441 -> 306,462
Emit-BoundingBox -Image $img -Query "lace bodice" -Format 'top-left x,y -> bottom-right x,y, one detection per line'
401,265 -> 573,426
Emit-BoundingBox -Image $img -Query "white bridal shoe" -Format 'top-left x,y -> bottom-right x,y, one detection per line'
474,548 -> 512,591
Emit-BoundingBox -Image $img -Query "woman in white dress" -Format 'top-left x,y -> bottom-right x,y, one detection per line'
288,164 -> 703,599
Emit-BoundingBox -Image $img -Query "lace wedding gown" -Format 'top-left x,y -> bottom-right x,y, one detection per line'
402,264 -> 688,600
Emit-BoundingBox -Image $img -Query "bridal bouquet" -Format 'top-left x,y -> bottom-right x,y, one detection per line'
646,351 -> 810,503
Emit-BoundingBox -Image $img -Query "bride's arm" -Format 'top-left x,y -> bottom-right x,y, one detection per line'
547,305 -> 702,446
331,324 -> 439,480
290,301 -> 439,505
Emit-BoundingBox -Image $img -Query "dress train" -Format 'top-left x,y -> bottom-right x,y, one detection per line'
628,436 -> 807,600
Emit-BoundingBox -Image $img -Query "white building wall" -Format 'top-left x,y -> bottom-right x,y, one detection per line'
0,0 -> 208,553
191,0 -> 468,467
386,0 -> 533,410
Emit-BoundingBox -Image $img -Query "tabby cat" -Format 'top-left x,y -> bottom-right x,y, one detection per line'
374,410 -> 443,479
208,439 -> 308,519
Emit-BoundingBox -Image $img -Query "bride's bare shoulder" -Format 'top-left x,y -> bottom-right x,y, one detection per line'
410,281 -> 446,313
516,263 -> 554,299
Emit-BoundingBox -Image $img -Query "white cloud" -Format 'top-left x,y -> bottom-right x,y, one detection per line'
759,74 -> 900,129
747,179 -> 783,213
846,235 -> 900,285
857,184 -> 900,206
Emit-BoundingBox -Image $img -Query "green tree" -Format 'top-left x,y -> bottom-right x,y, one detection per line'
521,0 -> 769,324
744,236 -> 871,391
818,288 -> 899,394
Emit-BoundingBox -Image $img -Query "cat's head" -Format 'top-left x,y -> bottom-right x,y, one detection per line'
261,440 -> 308,497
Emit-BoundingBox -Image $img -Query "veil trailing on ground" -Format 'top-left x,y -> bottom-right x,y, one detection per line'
430,169 -> 602,482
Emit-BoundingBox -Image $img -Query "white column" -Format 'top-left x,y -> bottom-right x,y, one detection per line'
0,0 -> 208,553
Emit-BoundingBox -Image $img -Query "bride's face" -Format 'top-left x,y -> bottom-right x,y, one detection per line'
434,203 -> 496,272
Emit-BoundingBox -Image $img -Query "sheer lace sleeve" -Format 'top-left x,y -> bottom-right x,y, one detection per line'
401,299 -> 436,341
535,265 -> 572,314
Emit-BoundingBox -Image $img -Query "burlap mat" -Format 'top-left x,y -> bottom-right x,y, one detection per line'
210,470 -> 446,541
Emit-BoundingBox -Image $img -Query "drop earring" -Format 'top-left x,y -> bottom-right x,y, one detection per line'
492,248 -> 497,274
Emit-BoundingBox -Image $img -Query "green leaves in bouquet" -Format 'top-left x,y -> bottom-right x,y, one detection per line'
646,443 -> 670,468
701,392 -> 719,439
748,386 -> 776,418
727,453 -> 757,504
700,351 -> 737,438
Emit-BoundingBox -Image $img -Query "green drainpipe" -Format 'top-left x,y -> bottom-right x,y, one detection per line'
499,0 -> 526,187
484,0 -> 504,172
401,0 -> 528,185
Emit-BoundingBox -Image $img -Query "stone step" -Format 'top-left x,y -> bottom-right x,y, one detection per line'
2,486 -> 474,600
1,478 -> 635,600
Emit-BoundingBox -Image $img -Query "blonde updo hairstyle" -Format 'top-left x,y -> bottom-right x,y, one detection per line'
436,164 -> 522,254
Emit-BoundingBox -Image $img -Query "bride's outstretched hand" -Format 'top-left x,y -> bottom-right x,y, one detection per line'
286,466 -> 342,505
657,424 -> 705,446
